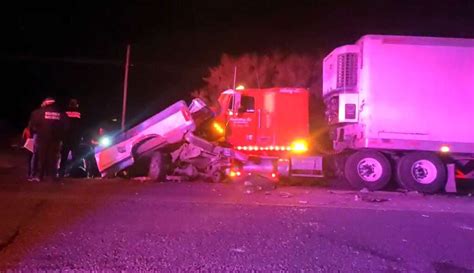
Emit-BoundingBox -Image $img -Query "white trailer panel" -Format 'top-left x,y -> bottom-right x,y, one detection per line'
324,35 -> 474,154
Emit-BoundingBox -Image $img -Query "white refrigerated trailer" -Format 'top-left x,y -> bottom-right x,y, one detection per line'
322,34 -> 474,193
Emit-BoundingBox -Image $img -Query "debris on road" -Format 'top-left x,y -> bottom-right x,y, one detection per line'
279,192 -> 293,198
167,175 -> 185,182
354,194 -> 389,203
406,191 -> 424,197
298,200 -> 308,204
363,196 -> 389,203
456,224 -> 474,231
230,247 -> 246,253
242,177 -> 276,194
328,190 -> 354,195
133,176 -> 151,182
360,188 -> 370,193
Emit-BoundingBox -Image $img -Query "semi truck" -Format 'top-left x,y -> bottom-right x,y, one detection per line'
95,34 -> 474,193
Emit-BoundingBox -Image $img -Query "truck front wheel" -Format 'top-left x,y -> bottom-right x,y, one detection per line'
344,150 -> 392,191
148,151 -> 167,182
396,152 -> 446,194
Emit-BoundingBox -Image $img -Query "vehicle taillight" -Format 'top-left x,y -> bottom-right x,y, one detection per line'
181,109 -> 191,121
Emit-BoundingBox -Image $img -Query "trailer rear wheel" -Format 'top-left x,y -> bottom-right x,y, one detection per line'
148,151 -> 167,182
397,152 -> 446,194
344,150 -> 392,191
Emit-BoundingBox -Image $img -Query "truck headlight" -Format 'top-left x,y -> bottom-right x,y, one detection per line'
99,136 -> 112,147
291,139 -> 308,153
213,122 -> 225,134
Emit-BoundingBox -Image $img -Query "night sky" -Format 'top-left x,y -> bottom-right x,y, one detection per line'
1,0 -> 473,132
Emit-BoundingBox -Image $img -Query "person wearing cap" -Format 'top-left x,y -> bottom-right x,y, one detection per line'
28,97 -> 65,182
59,98 -> 83,177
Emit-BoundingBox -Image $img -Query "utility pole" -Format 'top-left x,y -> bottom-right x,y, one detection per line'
232,66 -> 237,112
121,44 -> 131,131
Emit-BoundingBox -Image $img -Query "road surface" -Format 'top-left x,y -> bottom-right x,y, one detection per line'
0,170 -> 473,272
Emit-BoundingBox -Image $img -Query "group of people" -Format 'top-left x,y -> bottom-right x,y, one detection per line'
23,97 -> 100,182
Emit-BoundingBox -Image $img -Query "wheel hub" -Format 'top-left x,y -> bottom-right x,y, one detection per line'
357,158 -> 383,182
411,160 -> 437,184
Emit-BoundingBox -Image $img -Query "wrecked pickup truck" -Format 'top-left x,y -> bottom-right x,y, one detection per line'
94,98 -> 246,182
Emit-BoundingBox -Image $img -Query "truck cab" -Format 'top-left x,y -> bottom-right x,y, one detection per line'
215,88 -> 310,155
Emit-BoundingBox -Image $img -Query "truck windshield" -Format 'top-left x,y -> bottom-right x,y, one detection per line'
229,95 -> 255,113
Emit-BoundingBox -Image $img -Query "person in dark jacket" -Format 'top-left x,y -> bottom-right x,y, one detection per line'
59,98 -> 83,177
28,97 -> 65,182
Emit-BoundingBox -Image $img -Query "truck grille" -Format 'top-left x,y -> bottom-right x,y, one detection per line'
336,53 -> 358,89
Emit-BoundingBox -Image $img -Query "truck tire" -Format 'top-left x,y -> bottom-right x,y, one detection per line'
396,152 -> 446,194
148,151 -> 167,182
344,150 -> 392,191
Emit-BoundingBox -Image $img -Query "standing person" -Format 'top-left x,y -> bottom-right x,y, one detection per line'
59,98 -> 82,177
28,97 -> 65,182
87,127 -> 106,178
22,126 -> 37,181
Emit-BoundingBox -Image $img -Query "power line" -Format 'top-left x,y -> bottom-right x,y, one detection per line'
0,55 -> 206,72
0,55 -> 122,65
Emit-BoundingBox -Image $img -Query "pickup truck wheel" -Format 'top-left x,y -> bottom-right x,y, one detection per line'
344,150 -> 392,191
397,152 -> 446,194
148,152 -> 167,182
210,171 -> 225,183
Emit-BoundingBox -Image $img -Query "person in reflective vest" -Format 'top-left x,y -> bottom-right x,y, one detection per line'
59,98 -> 83,177
28,97 -> 65,182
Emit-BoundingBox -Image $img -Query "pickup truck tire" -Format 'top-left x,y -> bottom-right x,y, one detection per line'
210,170 -> 225,183
148,151 -> 167,182
396,152 -> 446,194
344,150 -> 392,191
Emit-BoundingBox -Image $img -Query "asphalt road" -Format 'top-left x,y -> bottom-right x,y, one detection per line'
0,171 -> 473,272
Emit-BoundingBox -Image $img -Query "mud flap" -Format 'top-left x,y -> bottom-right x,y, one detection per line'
445,163 -> 457,193
290,156 -> 324,178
